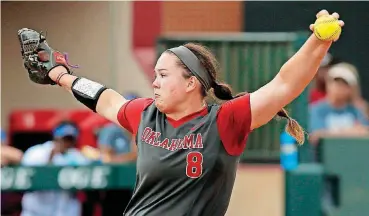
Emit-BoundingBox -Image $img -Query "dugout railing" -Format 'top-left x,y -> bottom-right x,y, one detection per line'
1,163 -> 137,192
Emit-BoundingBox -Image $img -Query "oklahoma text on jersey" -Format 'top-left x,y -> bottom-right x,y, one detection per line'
141,127 -> 204,151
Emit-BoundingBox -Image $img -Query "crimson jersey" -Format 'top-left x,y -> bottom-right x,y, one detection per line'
118,95 -> 252,216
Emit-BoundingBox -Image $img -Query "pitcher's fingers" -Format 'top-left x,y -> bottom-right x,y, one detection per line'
316,9 -> 329,18
332,12 -> 339,19
338,20 -> 345,27
309,24 -> 314,31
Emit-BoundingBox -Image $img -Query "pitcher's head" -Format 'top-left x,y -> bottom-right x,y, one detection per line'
153,43 -> 233,113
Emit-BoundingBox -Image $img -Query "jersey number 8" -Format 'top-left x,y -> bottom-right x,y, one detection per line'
186,152 -> 203,178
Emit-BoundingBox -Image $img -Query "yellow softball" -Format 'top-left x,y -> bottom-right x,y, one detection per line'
313,15 -> 341,41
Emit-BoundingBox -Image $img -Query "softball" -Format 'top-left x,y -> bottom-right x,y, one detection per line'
313,15 -> 341,41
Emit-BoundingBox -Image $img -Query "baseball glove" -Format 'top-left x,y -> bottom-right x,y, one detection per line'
17,28 -> 78,85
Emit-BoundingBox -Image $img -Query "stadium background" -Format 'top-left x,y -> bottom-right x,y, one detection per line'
1,1 -> 368,216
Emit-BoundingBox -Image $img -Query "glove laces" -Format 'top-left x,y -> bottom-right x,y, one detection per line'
63,52 -> 80,69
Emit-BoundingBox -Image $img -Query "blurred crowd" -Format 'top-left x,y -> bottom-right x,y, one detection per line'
1,93 -> 140,216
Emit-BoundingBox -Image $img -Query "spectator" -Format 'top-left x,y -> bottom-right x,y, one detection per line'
1,128 -> 23,166
97,123 -> 137,163
309,53 -> 341,104
337,62 -> 369,119
96,92 -> 139,216
21,120 -> 89,216
309,64 -> 369,145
